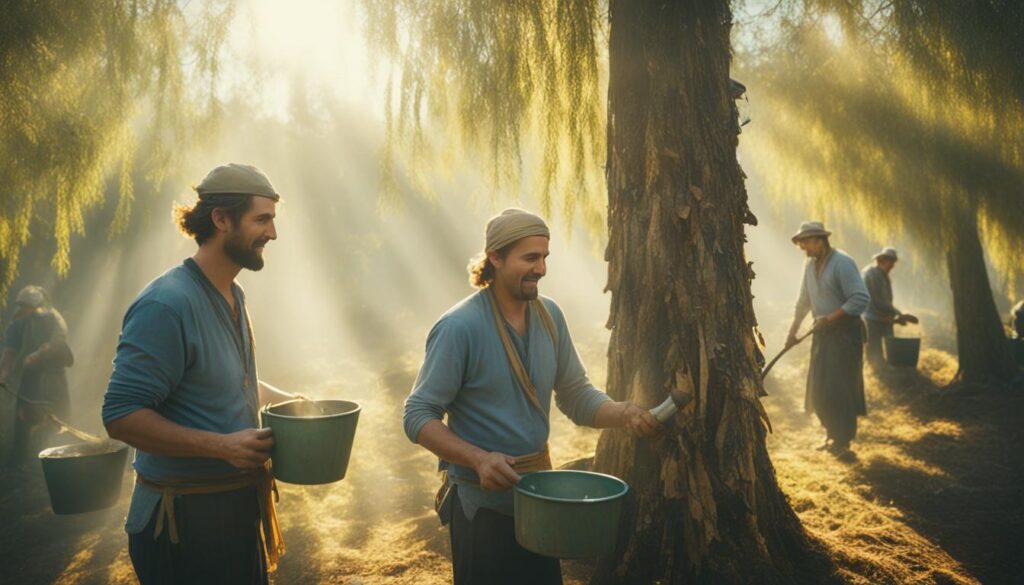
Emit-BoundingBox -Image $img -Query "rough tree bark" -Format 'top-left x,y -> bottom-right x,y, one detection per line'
945,213 -> 1016,384
591,2 -> 831,583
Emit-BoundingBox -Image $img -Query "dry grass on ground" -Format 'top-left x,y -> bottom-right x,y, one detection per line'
0,348 -> 1019,584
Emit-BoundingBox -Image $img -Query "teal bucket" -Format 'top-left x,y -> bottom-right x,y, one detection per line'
261,399 -> 360,485
39,440 -> 128,515
884,336 -> 921,367
514,470 -> 629,559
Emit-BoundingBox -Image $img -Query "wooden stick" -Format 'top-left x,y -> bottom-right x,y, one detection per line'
0,382 -> 103,443
761,329 -> 815,379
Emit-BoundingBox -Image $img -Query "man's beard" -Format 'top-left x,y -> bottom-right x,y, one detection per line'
224,232 -> 267,271
515,277 -> 540,301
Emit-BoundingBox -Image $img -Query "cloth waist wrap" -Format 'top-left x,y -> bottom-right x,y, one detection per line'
136,464 -> 286,571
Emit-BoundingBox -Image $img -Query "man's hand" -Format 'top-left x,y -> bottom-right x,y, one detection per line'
623,403 -> 660,437
812,316 -> 830,332
785,332 -> 799,349
473,451 -> 521,491
216,428 -> 274,470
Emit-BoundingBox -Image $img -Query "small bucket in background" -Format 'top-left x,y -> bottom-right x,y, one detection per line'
884,336 -> 921,367
39,440 -> 128,515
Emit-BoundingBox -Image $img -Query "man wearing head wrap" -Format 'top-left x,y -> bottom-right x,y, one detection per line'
0,285 -> 74,468
861,247 -> 918,366
786,221 -> 870,456
404,208 -> 659,585
102,163 -> 296,584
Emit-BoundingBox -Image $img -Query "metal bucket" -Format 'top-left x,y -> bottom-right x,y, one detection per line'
39,440 -> 128,515
884,336 -> 921,367
261,399 -> 360,485
514,470 -> 629,558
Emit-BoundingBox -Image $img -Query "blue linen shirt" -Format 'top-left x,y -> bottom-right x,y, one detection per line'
794,249 -> 870,322
102,258 -> 260,534
404,290 -> 610,519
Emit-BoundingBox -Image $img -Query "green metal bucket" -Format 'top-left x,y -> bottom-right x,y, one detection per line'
514,470 -> 629,559
38,440 -> 128,515
261,399 -> 360,485
884,336 -> 921,367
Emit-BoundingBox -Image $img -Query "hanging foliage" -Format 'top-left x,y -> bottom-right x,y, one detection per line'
0,0 -> 235,298
363,1 -> 606,228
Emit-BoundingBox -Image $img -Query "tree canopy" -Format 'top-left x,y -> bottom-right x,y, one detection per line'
737,0 -> 1024,290
0,0 -> 234,299
363,1 -> 606,228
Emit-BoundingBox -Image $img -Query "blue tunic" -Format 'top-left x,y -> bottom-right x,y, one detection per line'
794,249 -> 870,322
404,290 -> 610,519
102,258 -> 259,534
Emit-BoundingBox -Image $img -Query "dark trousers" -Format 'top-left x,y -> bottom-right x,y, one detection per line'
806,320 -> 867,447
450,488 -> 562,585
865,319 -> 894,366
128,487 -> 267,585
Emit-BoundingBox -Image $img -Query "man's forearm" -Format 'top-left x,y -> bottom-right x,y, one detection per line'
258,380 -> 296,405
824,308 -> 849,323
416,419 -> 489,469
105,408 -> 224,460
591,400 -> 627,428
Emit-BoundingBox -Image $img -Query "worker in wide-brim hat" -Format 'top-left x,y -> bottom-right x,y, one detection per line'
404,208 -> 658,585
861,247 -> 918,367
786,221 -> 870,456
102,163 -> 300,583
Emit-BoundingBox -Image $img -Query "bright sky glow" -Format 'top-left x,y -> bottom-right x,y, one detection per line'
215,0 -> 386,121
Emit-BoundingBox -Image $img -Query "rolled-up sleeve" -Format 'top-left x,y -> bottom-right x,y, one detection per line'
102,301 -> 186,425
549,304 -> 610,427
839,259 -> 870,316
403,318 -> 468,444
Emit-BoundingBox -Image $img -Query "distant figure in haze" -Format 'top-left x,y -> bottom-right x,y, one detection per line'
785,221 -> 870,456
862,247 -> 918,366
102,164 -> 295,584
0,285 -> 73,468
404,208 -> 659,585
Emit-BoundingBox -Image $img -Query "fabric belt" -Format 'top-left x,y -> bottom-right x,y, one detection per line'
435,444 -> 553,518
136,464 -> 286,571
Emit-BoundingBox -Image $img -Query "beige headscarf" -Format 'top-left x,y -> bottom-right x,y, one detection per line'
485,208 -> 550,252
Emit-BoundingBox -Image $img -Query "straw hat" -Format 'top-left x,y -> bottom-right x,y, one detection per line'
15,285 -> 46,308
873,247 -> 899,261
790,221 -> 832,243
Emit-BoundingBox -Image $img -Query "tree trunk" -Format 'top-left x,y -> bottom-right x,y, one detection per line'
946,213 -> 1015,384
591,2 -> 831,583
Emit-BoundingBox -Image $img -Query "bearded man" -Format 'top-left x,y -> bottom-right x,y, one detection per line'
103,163 -> 293,584
404,208 -> 658,585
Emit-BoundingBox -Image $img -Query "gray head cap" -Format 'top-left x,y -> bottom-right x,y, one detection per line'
194,163 -> 280,201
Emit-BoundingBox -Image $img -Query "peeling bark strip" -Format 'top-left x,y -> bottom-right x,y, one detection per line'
592,1 -> 826,583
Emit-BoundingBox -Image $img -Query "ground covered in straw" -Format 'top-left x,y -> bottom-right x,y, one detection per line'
0,348 -> 1019,584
